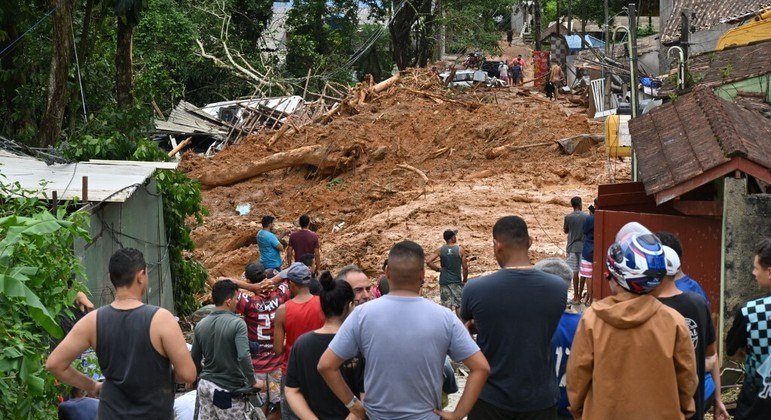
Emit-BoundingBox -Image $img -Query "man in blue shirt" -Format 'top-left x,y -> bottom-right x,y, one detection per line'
258,216 -> 285,275
58,387 -> 98,420
656,231 -> 709,305
536,257 -> 582,419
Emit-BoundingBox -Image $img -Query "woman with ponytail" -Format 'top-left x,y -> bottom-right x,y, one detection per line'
284,271 -> 365,419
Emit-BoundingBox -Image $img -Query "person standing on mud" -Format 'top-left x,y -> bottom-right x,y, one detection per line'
287,214 -> 320,275
547,61 -> 565,99
461,216 -> 567,418
47,248 -> 197,419
258,216 -> 286,277
427,229 -> 468,316
564,197 -> 588,303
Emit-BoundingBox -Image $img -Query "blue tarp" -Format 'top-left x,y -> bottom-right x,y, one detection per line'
565,34 -> 606,51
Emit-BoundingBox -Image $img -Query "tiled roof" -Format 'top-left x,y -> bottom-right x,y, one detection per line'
629,87 -> 771,196
661,0 -> 771,43
659,40 -> 771,96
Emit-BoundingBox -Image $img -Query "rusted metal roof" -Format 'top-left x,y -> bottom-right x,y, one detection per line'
660,40 -> 771,96
661,0 -> 771,44
629,87 -> 771,200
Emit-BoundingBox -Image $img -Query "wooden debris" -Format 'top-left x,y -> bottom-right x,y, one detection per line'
168,137 -> 191,158
196,144 -> 364,187
486,141 -> 555,159
396,163 -> 429,184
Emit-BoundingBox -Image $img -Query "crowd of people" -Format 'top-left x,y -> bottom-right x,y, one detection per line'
46,210 -> 771,420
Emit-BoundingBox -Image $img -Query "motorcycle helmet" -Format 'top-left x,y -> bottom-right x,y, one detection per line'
606,228 -> 667,294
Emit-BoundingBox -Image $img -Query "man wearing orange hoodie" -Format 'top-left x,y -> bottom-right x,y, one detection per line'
567,224 -> 698,419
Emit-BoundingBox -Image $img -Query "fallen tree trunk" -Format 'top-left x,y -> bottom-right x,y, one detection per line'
373,73 -> 401,93
197,144 -> 363,187
486,141 -> 554,159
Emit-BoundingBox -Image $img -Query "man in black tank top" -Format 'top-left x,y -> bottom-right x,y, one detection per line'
47,248 -> 197,419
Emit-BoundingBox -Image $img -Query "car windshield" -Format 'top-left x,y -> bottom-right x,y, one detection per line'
455,73 -> 473,82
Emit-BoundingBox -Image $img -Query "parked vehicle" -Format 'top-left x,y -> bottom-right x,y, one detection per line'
481,60 -> 502,79
439,70 -> 488,88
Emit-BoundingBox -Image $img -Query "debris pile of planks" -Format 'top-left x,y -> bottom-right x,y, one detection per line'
153,94 -> 338,155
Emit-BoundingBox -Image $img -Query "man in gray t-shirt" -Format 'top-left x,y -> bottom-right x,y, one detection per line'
319,241 -> 490,420
564,196 -> 588,302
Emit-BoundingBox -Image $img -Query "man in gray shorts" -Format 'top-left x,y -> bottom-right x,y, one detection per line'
564,197 -> 588,303
427,229 -> 468,316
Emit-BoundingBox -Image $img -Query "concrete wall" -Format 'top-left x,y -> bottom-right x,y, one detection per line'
722,176 -> 771,342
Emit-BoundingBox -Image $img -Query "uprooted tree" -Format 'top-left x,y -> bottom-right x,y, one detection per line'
196,143 -> 365,187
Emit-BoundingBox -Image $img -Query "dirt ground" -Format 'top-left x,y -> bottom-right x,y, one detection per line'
180,67 -> 629,301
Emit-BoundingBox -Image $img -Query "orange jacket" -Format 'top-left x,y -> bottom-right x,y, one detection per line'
567,290 -> 698,419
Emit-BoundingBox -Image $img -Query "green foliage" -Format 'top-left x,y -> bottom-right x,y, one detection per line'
444,0 -> 515,55
721,64 -> 733,79
149,164 -> 209,316
0,178 -> 90,419
326,177 -> 344,189
285,0 -> 359,88
686,71 -> 705,87
353,23 -> 395,82
636,24 -> 657,37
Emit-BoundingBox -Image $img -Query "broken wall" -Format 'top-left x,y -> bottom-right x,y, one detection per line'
722,176 -> 771,335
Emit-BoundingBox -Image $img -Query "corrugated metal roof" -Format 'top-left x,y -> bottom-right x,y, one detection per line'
629,87 -> 771,197
0,154 -> 177,203
661,0 -> 771,43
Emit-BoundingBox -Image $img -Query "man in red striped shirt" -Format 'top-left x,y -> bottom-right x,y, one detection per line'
227,261 -> 291,420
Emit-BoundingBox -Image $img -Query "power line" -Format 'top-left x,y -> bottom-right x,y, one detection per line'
0,5 -> 59,60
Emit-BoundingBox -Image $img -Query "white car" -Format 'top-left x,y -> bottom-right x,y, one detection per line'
440,70 -> 488,88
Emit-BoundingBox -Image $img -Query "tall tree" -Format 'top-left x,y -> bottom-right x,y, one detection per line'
534,0 -> 542,50
38,0 -> 75,147
112,0 -> 146,110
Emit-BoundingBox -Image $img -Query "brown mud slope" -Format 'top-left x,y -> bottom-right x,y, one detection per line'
182,69 -> 628,297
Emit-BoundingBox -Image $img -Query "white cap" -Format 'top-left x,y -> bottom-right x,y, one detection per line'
662,246 -> 681,276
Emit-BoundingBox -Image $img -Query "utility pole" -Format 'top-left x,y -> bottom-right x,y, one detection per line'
628,3 -> 639,182
534,0 -> 542,50
557,0 -> 561,34
603,0 -> 610,110
435,0 -> 445,61
629,3 -> 639,118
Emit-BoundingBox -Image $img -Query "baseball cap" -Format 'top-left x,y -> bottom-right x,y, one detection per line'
443,229 -> 458,241
279,262 -> 312,285
662,245 -> 681,276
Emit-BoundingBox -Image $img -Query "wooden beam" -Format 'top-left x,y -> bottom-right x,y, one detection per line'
672,200 -> 723,217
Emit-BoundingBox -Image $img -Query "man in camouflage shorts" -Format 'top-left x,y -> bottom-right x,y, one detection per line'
427,229 -> 469,316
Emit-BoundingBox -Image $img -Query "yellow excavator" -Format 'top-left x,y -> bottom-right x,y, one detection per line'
717,8 -> 771,49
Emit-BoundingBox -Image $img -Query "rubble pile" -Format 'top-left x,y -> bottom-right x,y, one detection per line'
181,68 -> 623,296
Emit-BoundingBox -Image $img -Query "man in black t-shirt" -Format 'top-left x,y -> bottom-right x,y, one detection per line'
461,216 -> 567,418
652,246 -> 728,420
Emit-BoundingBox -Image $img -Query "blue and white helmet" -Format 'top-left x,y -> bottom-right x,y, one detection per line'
606,225 -> 667,294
